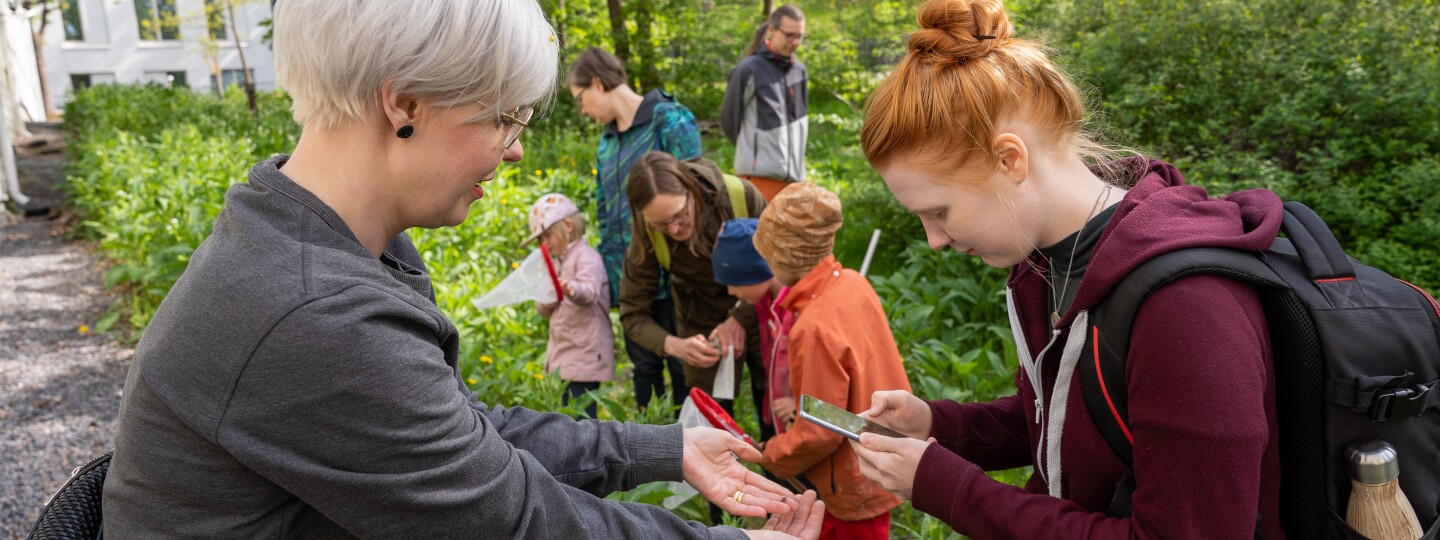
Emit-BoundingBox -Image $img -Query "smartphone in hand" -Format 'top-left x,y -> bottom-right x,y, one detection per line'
797,394 -> 907,441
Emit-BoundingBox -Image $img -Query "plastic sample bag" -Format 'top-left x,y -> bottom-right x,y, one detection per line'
471,248 -> 559,310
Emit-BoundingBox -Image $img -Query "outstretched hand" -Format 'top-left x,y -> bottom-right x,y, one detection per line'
683,427 -> 797,517
745,489 -> 825,540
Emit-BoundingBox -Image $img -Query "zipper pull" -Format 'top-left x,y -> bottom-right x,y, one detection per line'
1035,398 -> 1043,423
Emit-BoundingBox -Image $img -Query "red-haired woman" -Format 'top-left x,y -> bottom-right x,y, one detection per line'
849,0 -> 1284,538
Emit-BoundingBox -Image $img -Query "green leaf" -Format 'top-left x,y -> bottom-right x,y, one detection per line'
95,311 -> 123,334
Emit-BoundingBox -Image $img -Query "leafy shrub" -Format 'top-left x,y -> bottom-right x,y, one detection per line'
1030,0 -> 1440,289
63,85 -> 299,334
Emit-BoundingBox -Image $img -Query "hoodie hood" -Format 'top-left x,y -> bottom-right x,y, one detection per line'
1014,158 -> 1284,328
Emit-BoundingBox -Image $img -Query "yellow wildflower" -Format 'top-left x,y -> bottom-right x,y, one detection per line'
511,262 -> 520,270
533,373 -> 544,380
480,355 -> 494,364
501,198 -> 507,205
466,378 -> 477,385
591,168 -> 598,175
78,325 -> 89,335
534,169 -> 543,176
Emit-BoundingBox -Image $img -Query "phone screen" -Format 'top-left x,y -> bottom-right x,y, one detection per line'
798,395 -> 907,440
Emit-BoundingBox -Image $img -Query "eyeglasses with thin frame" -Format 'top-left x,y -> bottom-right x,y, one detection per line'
644,193 -> 692,232
778,29 -> 807,42
499,107 -> 533,149
478,100 -> 533,149
574,86 -> 591,103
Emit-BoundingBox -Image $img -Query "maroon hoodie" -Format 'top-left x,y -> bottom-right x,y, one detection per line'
910,160 -> 1287,539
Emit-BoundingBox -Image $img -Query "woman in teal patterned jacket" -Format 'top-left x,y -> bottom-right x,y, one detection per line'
568,47 -> 701,411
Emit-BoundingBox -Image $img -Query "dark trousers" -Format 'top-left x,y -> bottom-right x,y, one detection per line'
629,295 -> 688,412
563,381 -> 602,419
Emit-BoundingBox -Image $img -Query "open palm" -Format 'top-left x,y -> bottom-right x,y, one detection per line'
682,427 -> 795,517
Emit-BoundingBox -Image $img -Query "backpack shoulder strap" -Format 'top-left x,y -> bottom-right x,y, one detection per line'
723,173 -> 748,219
650,231 -> 671,271
1082,247 -> 1288,467
1081,247 -> 1287,520
1082,201 -> 1336,463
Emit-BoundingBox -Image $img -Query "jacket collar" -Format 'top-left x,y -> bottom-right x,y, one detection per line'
756,42 -> 794,69
603,89 -> 672,136
780,255 -> 841,314
760,286 -> 792,321
681,157 -> 735,241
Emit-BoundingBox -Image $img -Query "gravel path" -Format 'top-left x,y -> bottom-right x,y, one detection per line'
1,150 -> 132,539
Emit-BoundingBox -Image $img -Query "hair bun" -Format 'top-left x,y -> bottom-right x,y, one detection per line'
910,0 -> 1013,64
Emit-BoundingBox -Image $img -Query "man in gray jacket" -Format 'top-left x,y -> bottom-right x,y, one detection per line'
721,5 -> 809,202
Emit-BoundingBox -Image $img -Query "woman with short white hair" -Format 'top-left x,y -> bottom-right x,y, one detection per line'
101,1 -> 821,538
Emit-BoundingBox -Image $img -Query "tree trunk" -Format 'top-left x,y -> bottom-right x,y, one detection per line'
28,2 -> 57,120
632,0 -> 658,91
606,0 -> 629,64
225,0 -> 257,117
763,0 -> 774,18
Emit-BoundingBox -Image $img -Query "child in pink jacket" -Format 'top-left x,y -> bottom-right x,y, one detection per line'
527,193 -> 614,418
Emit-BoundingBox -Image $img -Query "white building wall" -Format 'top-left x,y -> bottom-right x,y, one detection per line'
2,6 -> 47,123
42,0 -> 275,108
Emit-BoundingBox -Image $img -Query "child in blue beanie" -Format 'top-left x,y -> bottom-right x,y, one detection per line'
712,218 -> 797,434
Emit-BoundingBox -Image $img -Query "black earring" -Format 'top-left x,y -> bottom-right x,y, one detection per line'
396,125 -> 415,139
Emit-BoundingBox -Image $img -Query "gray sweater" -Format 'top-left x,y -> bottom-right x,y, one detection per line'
102,156 -> 745,539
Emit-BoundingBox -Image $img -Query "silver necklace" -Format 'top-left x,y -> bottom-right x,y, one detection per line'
1050,183 -> 1113,327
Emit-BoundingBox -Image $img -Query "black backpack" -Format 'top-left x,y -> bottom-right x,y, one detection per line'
1080,201 -> 1440,539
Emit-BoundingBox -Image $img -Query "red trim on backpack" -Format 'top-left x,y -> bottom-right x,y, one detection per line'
1093,328 -> 1134,444
1314,277 -> 1356,283
1398,279 -> 1440,320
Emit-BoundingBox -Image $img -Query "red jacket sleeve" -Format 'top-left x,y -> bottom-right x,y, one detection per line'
911,275 -> 1274,539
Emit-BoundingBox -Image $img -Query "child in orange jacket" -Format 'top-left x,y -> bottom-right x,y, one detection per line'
751,182 -> 912,539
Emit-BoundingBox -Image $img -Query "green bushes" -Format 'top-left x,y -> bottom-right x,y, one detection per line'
63,85 -> 299,334
1028,0 -> 1440,289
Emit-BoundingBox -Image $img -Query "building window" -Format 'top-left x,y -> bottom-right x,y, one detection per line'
61,0 -> 84,41
149,70 -> 189,88
71,73 -> 115,91
211,68 -> 254,93
206,0 -> 227,40
134,0 -> 180,41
